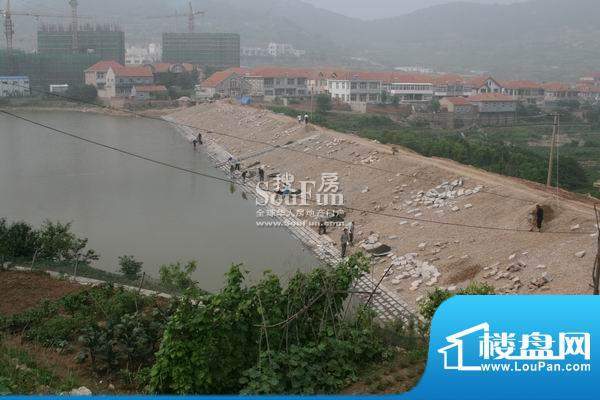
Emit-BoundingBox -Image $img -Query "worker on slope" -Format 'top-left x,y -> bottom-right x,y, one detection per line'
340,228 -> 350,258
534,204 -> 544,232
347,221 -> 355,245
197,133 -> 203,145
297,115 -> 302,124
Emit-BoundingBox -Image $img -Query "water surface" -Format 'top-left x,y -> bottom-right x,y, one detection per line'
0,110 -> 317,291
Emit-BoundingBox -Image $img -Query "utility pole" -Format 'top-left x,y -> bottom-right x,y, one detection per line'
3,0 -> 14,74
592,205 -> 600,295
546,113 -> 560,189
69,0 -> 78,52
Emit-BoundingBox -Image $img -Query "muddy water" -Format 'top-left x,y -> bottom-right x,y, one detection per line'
0,111 -> 318,291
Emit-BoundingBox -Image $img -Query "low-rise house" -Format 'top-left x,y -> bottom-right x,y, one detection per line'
577,84 -> 600,103
196,67 -> 249,100
327,71 -> 382,104
105,65 -> 154,98
467,93 -> 517,126
384,73 -> 434,102
245,67 -> 309,100
439,96 -> 478,128
131,84 -> 168,101
432,75 -> 469,98
84,60 -> 124,98
0,76 -> 30,97
541,82 -> 579,105
466,76 -> 503,96
49,84 -> 68,94
501,80 -> 545,105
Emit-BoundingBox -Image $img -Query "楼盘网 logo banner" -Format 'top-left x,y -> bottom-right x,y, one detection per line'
412,296 -> 597,399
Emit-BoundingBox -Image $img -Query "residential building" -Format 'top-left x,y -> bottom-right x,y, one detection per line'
267,43 -> 306,58
84,60 -> 123,97
501,80 -> 545,105
467,93 -> 517,126
245,67 -> 309,100
0,76 -> 30,97
49,84 -> 69,94
579,73 -> 600,87
439,96 -> 478,128
105,65 -> 154,98
541,82 -> 579,104
131,84 -> 168,101
577,84 -> 600,103
466,76 -> 503,96
432,75 -> 470,98
162,33 -> 240,69
327,71 -> 382,104
196,67 -> 249,99
38,24 -> 126,65
384,73 -> 434,102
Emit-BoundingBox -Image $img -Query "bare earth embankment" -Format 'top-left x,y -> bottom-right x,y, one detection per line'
168,101 -> 599,308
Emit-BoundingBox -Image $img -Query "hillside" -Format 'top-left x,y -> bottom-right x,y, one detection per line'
7,0 -> 600,79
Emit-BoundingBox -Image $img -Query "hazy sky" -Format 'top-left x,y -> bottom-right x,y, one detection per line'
302,0 -> 530,19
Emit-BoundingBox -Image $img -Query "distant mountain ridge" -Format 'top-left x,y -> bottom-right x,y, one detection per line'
7,0 -> 599,80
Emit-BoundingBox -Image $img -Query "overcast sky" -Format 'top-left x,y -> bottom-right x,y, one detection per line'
302,0 -> 530,19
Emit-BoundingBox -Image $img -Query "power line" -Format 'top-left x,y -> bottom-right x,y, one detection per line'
0,108 -> 595,237
13,84 -> 549,205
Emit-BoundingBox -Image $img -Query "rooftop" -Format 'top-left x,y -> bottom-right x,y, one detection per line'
113,66 -> 154,78
468,93 -> 516,102
86,60 -> 123,73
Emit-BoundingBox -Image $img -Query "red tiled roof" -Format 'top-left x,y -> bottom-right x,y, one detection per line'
151,62 -> 195,74
134,84 -> 167,92
468,93 -> 516,102
577,84 -> 600,93
466,75 -> 500,88
501,80 -> 542,90
202,68 -> 250,88
248,67 -> 312,79
541,82 -> 572,92
86,60 -> 123,72
431,74 -> 466,86
114,66 -> 154,78
441,96 -> 470,105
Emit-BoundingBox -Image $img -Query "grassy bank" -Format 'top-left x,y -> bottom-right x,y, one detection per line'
269,106 -> 597,194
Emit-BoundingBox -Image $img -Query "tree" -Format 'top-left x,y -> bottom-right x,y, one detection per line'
65,84 -> 97,103
315,93 -> 332,114
430,98 -> 441,112
159,260 -> 198,292
380,90 -> 389,104
391,95 -> 400,107
118,255 -> 143,280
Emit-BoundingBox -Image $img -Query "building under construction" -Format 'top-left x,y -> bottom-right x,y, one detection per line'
37,24 -> 125,65
162,33 -> 240,70
0,49 -> 101,91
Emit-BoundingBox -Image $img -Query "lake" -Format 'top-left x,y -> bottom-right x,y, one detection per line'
0,110 -> 318,291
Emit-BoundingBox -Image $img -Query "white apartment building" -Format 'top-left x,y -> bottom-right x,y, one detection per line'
328,72 -> 381,103
385,81 -> 433,102
245,67 -> 309,100
0,76 -> 30,97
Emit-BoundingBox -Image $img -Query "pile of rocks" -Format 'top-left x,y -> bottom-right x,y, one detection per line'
406,178 -> 483,211
383,253 -> 441,291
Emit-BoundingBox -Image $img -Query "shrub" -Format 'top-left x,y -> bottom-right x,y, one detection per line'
119,255 -> 143,280
0,221 -> 38,259
158,261 -> 198,292
419,282 -> 495,322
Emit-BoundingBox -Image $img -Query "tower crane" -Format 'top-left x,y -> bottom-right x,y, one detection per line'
148,1 -> 205,33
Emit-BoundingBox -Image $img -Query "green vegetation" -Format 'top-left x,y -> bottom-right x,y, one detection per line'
418,282 -> 495,323
268,106 -> 597,193
65,85 -> 98,103
0,337 -> 80,394
1,218 -> 497,395
315,93 -> 333,114
119,255 -> 144,281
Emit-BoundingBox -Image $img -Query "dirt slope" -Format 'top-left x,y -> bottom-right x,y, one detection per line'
168,101 -> 599,307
